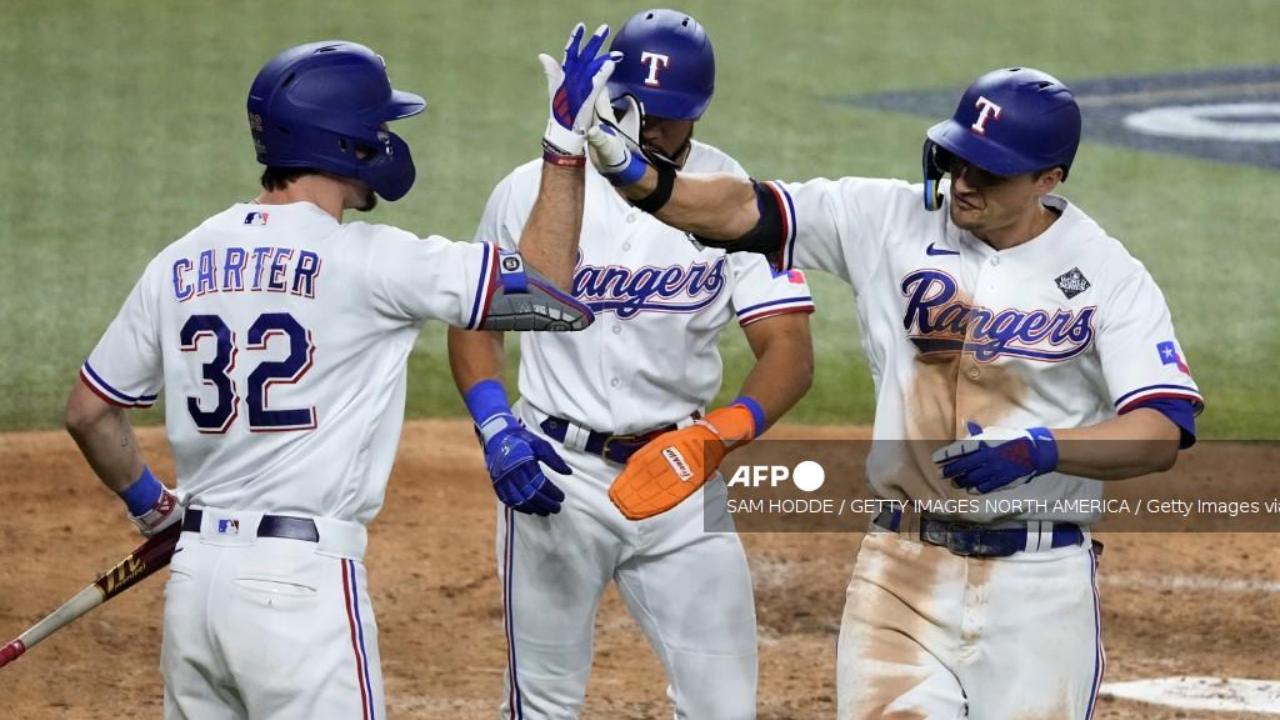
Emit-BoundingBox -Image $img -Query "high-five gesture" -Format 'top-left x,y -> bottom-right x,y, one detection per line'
541,23 -> 622,161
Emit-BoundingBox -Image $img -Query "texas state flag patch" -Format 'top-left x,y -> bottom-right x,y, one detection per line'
771,267 -> 806,284
1157,340 -> 1191,375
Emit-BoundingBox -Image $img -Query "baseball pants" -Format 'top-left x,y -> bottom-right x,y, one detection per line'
496,402 -> 758,719
161,507 -> 382,720
837,529 -> 1105,719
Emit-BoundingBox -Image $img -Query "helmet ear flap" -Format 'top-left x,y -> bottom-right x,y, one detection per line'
922,140 -> 953,211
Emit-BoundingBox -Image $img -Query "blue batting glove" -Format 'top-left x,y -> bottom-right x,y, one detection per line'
931,422 -> 1059,494
479,414 -> 569,516
540,23 -> 622,157
465,380 -> 568,516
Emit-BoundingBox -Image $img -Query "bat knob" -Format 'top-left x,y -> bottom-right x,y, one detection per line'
0,639 -> 26,668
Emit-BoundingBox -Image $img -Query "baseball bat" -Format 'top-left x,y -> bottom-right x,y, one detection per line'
0,521 -> 182,669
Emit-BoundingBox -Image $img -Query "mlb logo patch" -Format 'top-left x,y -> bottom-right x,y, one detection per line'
217,519 -> 240,535
1157,340 -> 1191,375
244,211 -> 269,226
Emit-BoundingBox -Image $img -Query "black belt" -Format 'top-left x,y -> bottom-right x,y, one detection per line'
538,415 -> 691,465
873,508 -> 1084,558
182,508 -> 319,542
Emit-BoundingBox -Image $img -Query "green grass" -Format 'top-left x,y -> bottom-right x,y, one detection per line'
1,0 -> 1277,437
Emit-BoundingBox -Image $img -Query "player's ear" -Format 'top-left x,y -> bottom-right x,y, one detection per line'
1034,167 -> 1064,195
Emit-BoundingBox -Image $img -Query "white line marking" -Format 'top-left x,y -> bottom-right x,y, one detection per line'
1100,677 -> 1280,714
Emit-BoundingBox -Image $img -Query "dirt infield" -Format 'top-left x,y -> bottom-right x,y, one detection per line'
2,421 -> 1277,719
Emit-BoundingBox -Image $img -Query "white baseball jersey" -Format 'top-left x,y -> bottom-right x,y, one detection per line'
478,141 -> 815,434
764,177 -> 1202,521
480,141 -> 801,719
82,201 -> 502,523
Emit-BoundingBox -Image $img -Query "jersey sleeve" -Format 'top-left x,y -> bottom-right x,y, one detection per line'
81,262 -> 163,408
473,167 -> 535,252
727,251 -> 815,326
365,228 -> 502,329
763,176 -> 913,291
1096,265 -> 1204,417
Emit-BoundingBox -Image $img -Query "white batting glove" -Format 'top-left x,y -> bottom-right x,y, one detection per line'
540,23 -> 621,159
129,485 -> 182,537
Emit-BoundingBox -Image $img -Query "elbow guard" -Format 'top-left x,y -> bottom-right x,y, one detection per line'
692,180 -> 788,267
478,252 -> 594,332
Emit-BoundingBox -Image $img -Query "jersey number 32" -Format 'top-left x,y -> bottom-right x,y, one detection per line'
179,312 -> 316,434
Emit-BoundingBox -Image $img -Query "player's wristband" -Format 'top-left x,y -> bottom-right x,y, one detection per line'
542,149 -> 587,168
632,161 -> 676,213
464,379 -> 514,428
118,467 -> 163,517
731,395 -> 768,439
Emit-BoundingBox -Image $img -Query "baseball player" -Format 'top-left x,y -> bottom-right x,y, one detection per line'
62,29 -> 616,719
448,10 -> 815,719
590,68 -> 1202,718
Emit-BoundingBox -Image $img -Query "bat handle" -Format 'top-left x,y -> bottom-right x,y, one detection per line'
0,639 -> 27,669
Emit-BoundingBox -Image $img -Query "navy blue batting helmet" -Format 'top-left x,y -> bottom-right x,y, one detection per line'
922,67 -> 1082,210
606,9 -> 715,120
247,41 -> 426,201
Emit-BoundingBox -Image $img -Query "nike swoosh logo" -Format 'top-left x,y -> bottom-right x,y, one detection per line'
926,243 -> 961,256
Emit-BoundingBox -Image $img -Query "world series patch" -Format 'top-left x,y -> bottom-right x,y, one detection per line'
1055,267 -> 1091,299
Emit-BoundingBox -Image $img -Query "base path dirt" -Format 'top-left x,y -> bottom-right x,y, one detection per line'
1,421 -> 1276,719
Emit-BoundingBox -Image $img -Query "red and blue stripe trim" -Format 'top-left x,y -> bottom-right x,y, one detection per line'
1114,383 -> 1204,415
342,559 -> 376,720
79,362 -> 158,408
503,506 -> 524,718
760,181 -> 797,272
467,242 -> 501,330
736,295 -> 815,326
1085,547 -> 1106,719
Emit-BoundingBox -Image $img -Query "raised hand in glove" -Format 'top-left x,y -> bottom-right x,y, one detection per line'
609,398 -> 765,520
932,422 -> 1059,494
541,23 -> 623,161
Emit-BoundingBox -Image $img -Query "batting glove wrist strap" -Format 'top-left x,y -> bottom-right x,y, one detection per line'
931,422 -> 1060,494
123,468 -> 181,537
119,467 -> 164,517
730,396 -> 768,439
463,379 -> 514,432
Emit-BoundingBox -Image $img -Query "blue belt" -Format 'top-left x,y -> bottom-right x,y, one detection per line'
182,508 -> 319,543
873,508 -> 1084,558
538,415 -> 687,465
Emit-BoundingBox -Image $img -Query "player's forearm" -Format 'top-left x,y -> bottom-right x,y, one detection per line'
620,166 -> 760,241
518,162 -> 586,289
1052,409 -> 1181,480
737,316 -> 815,431
447,327 -> 506,395
65,382 -> 145,494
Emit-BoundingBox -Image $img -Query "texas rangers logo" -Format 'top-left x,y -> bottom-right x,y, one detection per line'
572,256 -> 727,319
640,51 -> 671,86
902,270 -> 1095,362
971,96 -> 1003,134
